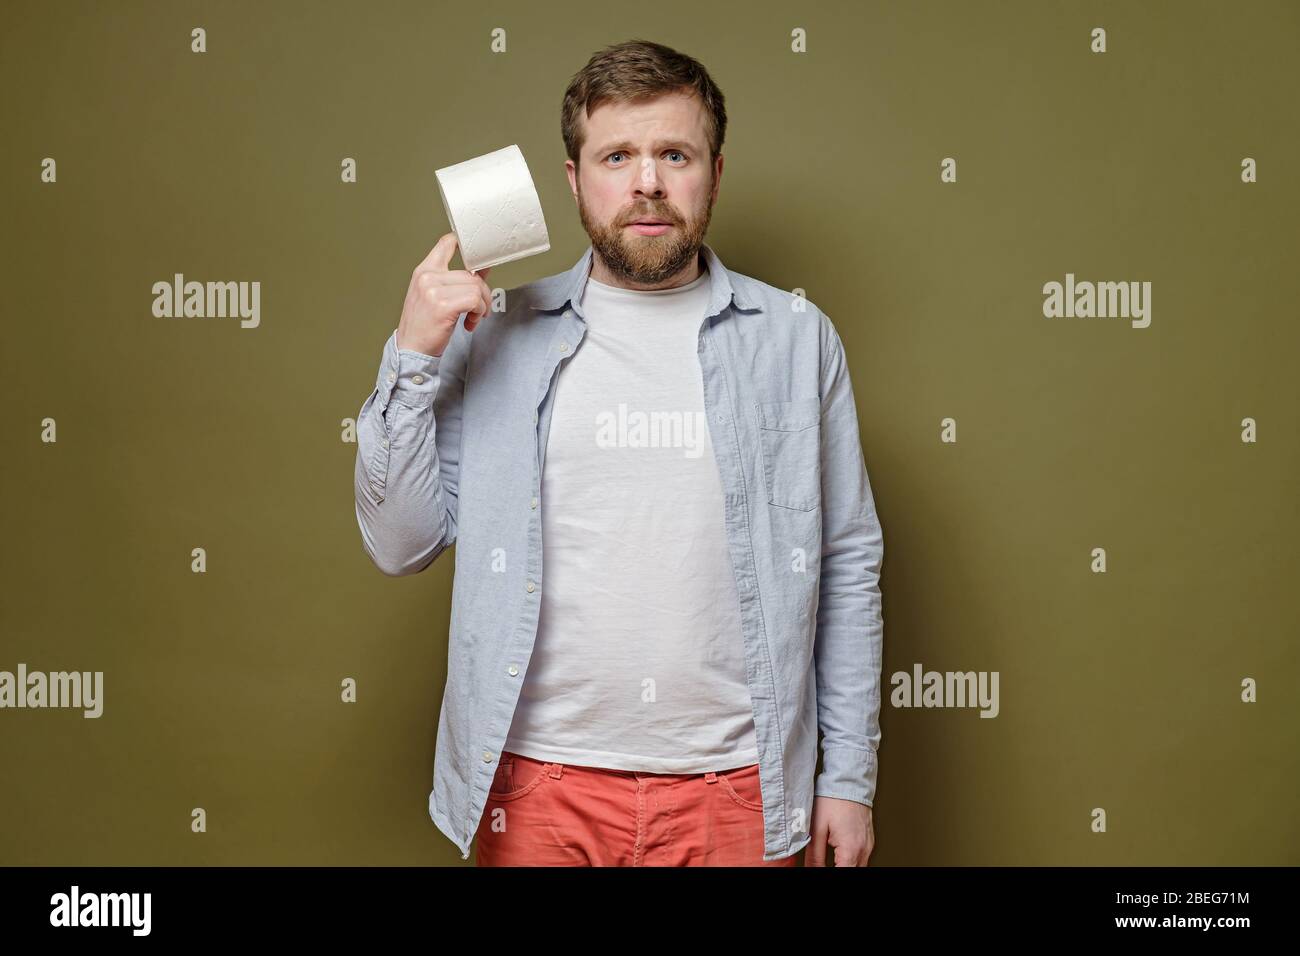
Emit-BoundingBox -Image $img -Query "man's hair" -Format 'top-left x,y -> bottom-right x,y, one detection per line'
561,39 -> 727,170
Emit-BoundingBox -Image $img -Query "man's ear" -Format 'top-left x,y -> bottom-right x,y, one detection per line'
565,160 -> 579,202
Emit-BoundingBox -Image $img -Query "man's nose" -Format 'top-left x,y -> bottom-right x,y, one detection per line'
633,156 -> 665,196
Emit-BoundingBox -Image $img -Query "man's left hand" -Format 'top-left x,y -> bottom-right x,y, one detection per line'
806,797 -> 874,866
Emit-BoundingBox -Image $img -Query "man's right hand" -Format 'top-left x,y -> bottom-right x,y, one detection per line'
395,232 -> 493,356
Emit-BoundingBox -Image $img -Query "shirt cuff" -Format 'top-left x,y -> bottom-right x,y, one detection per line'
814,744 -> 879,807
375,329 -> 441,411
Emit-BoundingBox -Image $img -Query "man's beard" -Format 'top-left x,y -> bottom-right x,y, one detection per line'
577,182 -> 714,286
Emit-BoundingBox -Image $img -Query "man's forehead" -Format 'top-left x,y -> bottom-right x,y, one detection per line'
583,94 -> 708,149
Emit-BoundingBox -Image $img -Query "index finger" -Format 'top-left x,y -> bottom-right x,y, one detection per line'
417,232 -> 460,273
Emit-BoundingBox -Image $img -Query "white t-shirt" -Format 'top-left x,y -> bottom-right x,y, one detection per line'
502,263 -> 760,773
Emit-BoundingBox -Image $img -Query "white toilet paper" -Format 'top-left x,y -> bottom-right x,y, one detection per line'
434,144 -> 551,273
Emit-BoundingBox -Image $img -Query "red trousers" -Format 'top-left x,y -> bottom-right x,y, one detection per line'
474,750 -> 802,867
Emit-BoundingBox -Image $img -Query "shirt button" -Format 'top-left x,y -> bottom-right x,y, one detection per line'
482,751 -> 492,763
526,580 -> 536,593
530,496 -> 538,509
386,372 -> 396,384
412,374 -> 424,384
558,342 -> 568,352
508,664 -> 519,676
382,438 -> 389,448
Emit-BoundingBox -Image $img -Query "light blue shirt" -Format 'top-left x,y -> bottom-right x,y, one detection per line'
353,242 -> 885,861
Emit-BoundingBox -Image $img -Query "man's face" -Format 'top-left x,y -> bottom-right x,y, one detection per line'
566,91 -> 723,286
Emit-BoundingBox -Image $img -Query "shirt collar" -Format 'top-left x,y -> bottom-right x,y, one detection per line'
526,241 -> 760,317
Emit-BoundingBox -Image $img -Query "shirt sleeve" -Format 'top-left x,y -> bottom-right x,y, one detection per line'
353,321 -> 469,575
812,311 -> 885,806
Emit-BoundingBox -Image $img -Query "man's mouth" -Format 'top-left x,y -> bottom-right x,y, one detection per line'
626,218 -> 674,236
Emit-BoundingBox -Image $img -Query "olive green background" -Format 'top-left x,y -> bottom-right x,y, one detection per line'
1,0 -> 1296,865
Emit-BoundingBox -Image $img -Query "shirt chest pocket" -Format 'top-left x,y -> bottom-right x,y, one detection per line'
755,398 -> 821,512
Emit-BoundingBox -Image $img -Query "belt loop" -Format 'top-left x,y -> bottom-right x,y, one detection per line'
704,771 -> 718,784
549,762 -> 564,780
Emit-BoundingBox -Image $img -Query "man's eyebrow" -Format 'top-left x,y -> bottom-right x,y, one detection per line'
591,139 -> 699,155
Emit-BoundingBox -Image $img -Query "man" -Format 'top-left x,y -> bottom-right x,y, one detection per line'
354,39 -> 884,866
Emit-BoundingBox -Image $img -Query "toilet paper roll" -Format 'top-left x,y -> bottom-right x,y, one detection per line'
434,144 -> 551,273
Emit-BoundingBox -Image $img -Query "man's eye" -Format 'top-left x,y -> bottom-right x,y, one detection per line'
607,151 -> 686,164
